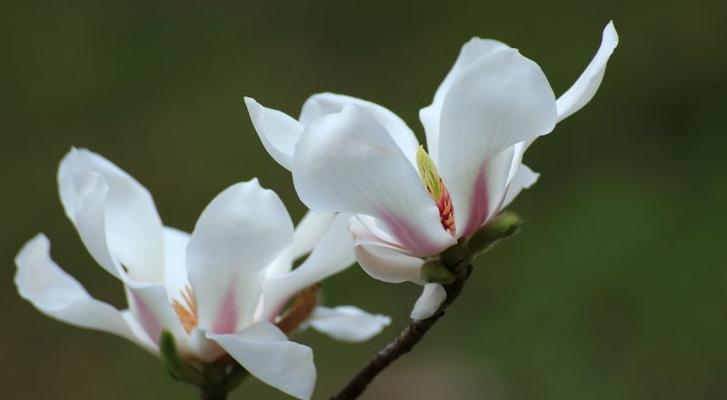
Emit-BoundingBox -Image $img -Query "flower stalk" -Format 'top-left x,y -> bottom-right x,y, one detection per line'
330,212 -> 522,400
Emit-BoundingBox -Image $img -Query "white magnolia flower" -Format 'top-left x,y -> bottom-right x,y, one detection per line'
245,23 -> 618,320
15,149 -> 390,400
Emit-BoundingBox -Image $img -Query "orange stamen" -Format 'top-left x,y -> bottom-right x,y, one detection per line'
172,285 -> 198,334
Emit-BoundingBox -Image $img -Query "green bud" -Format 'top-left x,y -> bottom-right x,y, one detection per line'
420,259 -> 456,284
464,211 -> 522,257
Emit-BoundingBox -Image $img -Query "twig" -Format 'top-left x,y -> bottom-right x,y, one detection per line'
330,211 -> 522,400
331,262 -> 473,400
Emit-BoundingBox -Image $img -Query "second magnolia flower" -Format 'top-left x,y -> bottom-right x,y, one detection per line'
245,22 -> 618,319
15,149 -> 389,400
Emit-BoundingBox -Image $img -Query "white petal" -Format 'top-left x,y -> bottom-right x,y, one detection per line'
410,283 -> 446,320
209,322 -> 315,400
420,38 -> 510,163
556,21 -> 619,123
349,215 -> 407,252
186,328 -> 226,362
502,163 -> 540,209
299,92 -> 420,165
291,211 -> 336,260
307,306 -> 390,342
437,49 -> 556,237
162,227 -> 191,303
262,214 -> 355,319
58,148 -> 164,283
293,105 -> 456,257
187,180 -> 294,333
245,97 -> 304,171
15,234 -> 150,350
354,243 -> 425,285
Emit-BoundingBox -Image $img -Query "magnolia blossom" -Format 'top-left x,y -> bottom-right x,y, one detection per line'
15,149 -> 389,399
244,23 -> 618,320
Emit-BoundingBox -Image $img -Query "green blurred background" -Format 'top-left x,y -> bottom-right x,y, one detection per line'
2,0 -> 726,399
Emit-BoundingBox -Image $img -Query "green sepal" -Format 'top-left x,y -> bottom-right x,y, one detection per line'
464,211 -> 522,257
420,259 -> 456,284
159,331 -> 206,386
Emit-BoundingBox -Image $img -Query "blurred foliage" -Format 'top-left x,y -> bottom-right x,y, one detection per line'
1,0 -> 726,399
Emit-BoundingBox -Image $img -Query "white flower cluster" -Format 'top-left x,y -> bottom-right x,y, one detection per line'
15,22 -> 617,399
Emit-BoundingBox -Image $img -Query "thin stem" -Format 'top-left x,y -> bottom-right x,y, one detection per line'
331,262 -> 473,400
199,390 -> 226,400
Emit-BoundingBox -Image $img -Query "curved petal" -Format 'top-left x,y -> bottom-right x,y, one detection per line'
291,211 -> 336,260
209,322 -> 316,400
245,97 -> 304,171
58,148 -> 164,283
420,38 -> 510,163
262,214 -> 355,320
437,49 -> 556,237
502,163 -> 539,210
15,234 -> 151,351
354,243 -> 425,285
350,215 -> 407,252
55,164 -> 184,346
556,21 -> 618,123
187,180 -> 294,333
299,92 -> 419,165
293,105 -> 456,256
162,227 -> 191,303
410,283 -> 446,320
307,306 -> 391,342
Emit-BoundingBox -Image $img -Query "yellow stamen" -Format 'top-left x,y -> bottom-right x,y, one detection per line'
172,285 -> 198,334
416,146 -> 456,235
416,145 -> 443,200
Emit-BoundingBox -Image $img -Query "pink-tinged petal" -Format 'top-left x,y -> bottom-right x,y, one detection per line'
300,92 -> 420,166
307,306 -> 391,342
126,283 -> 187,348
15,234 -> 152,351
58,148 -> 164,283
420,38 -> 510,163
350,215 -> 407,252
411,283 -> 446,320
292,105 -> 456,257
187,180 -> 294,333
436,49 -> 556,236
556,22 -> 618,123
460,146 -> 517,237
209,322 -> 316,400
354,243 -> 425,285
212,289 -> 238,334
245,97 -> 304,171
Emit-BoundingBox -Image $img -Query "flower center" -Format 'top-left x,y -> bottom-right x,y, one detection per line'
172,285 -> 198,334
416,146 -> 456,235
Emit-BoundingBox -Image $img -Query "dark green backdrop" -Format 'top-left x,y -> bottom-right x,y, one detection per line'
2,0 -> 726,399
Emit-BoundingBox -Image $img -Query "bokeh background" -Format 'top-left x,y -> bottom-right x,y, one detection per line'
2,0 -> 726,399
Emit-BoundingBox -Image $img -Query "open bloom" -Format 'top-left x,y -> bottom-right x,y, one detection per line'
15,149 -> 389,399
244,23 -> 618,319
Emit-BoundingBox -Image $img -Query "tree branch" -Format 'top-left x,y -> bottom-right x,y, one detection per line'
330,262 -> 473,400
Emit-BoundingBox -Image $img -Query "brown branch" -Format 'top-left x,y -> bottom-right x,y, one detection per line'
330,262 -> 473,400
